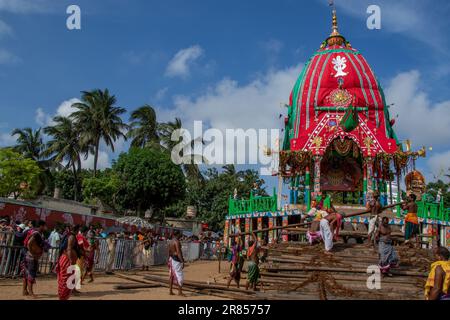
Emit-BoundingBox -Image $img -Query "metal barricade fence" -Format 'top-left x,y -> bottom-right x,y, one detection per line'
0,233 -> 217,279
199,241 -> 220,260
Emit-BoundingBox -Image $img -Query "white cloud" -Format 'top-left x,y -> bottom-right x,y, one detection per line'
0,132 -> 16,147
165,45 -> 204,78
0,20 -> 12,38
55,98 -> 81,118
157,64 -> 300,165
384,70 -> 450,147
329,0 -> 447,52
35,107 -> 52,126
261,39 -> 283,54
34,98 -> 81,126
427,151 -> 450,181
154,87 -> 169,101
0,49 -> 20,64
161,64 -> 300,131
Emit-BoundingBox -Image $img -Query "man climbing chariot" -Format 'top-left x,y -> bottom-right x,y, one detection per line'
246,232 -> 260,291
367,190 -> 383,248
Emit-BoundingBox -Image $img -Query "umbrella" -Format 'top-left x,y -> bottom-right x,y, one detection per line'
182,230 -> 193,237
116,216 -> 154,229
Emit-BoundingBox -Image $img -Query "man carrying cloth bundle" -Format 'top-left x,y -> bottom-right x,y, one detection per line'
246,232 -> 260,291
168,230 -> 185,296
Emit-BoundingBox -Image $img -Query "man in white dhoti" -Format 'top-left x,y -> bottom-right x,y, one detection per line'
141,234 -> 153,271
48,228 -> 61,272
320,216 -> 334,253
367,191 -> 383,247
168,230 -> 184,296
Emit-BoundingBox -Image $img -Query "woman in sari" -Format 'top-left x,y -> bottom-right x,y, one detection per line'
83,237 -> 99,283
227,237 -> 243,288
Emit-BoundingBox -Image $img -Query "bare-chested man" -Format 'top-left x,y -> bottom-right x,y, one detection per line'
22,220 -> 47,298
402,194 -> 419,246
168,230 -> 185,296
376,217 -> 399,276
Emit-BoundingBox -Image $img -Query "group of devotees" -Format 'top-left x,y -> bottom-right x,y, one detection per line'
225,191 -> 450,300
14,194 -> 450,300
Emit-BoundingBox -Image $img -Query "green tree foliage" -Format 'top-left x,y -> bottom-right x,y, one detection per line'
0,149 -> 41,199
127,105 -> 160,149
71,89 -> 128,176
44,116 -> 84,201
113,148 -> 186,217
427,179 -> 450,207
82,169 -> 121,211
11,127 -> 54,195
52,170 -> 92,202
159,117 -> 205,183
162,165 -> 266,230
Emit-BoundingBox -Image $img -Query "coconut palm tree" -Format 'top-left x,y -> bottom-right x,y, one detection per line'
11,127 -> 53,195
11,128 -> 44,160
71,89 -> 128,176
44,116 -> 83,201
127,105 -> 160,148
159,118 -> 205,182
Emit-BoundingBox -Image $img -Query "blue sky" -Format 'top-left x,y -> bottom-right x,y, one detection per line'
0,0 -> 450,195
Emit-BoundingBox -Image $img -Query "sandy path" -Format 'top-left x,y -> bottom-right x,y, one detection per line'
0,260 -> 232,300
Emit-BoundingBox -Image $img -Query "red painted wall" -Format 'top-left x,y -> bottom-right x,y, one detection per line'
0,200 -> 137,232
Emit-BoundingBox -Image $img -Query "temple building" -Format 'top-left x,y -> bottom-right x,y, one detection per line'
224,9 -> 450,249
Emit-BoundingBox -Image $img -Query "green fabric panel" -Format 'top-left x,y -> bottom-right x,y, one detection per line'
340,106 -> 359,132
293,59 -> 314,138
313,49 -> 360,56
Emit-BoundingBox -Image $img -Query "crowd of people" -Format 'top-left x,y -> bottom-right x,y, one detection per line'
1,215 -> 225,299
2,200 -> 449,300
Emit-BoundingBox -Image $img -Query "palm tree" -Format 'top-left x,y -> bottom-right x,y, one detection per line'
44,116 -> 83,201
127,105 -> 160,148
159,118 -> 205,182
158,118 -> 183,151
71,89 -> 128,176
11,127 -> 53,195
11,128 -> 44,160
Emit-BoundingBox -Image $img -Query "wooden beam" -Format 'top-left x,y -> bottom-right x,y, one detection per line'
229,202 -> 405,237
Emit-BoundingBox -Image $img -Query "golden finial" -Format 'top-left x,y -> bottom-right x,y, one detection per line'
331,9 -> 340,37
326,8 -> 345,46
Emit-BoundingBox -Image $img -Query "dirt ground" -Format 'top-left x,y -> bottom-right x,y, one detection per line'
0,260 -> 232,300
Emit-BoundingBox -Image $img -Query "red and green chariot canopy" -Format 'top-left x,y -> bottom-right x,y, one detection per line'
283,16 -> 399,158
